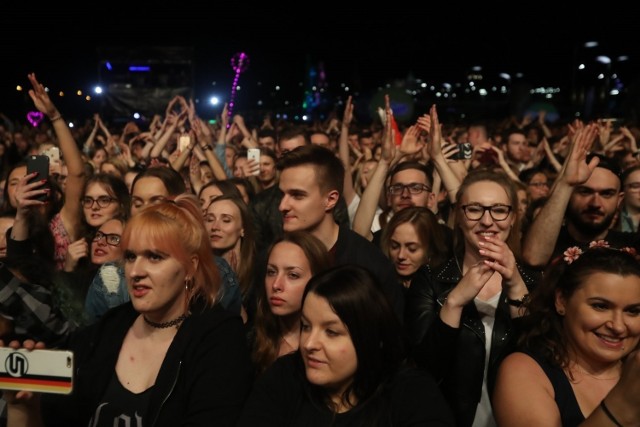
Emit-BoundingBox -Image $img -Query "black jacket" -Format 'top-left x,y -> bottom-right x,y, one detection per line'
41,301 -> 253,426
404,257 -> 541,427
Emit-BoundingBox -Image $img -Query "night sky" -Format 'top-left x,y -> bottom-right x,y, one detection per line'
2,9 -> 638,122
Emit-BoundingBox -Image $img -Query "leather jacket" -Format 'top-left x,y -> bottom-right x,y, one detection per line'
404,257 -> 540,427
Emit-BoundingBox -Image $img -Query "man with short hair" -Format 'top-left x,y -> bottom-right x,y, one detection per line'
257,129 -> 277,151
522,125 -> 639,268
309,130 -> 331,149
501,128 -> 531,174
278,144 -> 404,319
250,129 -> 349,252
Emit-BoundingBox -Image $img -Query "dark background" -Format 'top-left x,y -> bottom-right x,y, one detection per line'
2,8 -> 639,126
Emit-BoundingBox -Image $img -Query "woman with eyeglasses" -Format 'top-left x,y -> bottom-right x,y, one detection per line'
84,217 -> 128,324
53,174 -> 131,325
404,168 -> 541,427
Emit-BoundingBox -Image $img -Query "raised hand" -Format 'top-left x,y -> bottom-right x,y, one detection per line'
27,73 -> 59,118
562,123 -> 599,186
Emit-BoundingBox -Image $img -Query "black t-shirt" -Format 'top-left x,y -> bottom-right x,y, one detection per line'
237,352 -> 455,426
88,374 -> 153,426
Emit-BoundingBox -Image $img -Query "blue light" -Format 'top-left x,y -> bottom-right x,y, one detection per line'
129,66 -> 151,72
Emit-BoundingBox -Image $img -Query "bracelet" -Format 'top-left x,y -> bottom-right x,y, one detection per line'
600,399 -> 624,427
201,144 -> 212,151
505,294 -> 529,307
49,114 -> 63,123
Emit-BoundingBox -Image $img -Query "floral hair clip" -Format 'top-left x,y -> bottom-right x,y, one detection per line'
562,246 -> 583,264
556,240 -> 639,265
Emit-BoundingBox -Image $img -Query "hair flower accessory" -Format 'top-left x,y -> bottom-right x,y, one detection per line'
563,246 -> 583,264
620,247 -> 638,257
555,241 -> 640,266
588,240 -> 611,249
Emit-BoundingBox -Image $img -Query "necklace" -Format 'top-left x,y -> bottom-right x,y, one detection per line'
143,314 -> 187,329
572,363 -> 621,381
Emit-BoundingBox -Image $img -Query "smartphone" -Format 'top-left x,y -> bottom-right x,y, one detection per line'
178,134 -> 191,152
454,143 -> 473,160
41,146 -> 61,175
0,348 -> 73,394
247,148 -> 261,176
27,155 -> 50,201
41,146 -> 60,164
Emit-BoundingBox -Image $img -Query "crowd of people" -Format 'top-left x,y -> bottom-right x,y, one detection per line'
0,72 -> 639,426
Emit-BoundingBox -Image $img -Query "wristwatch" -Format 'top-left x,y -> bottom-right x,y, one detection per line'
505,294 -> 529,307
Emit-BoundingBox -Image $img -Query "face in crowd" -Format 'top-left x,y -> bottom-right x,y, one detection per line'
458,180 -> 515,253
566,167 -> 622,235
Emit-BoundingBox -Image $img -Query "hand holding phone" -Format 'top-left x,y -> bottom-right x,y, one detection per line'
27,155 -> 50,202
247,148 -> 261,176
0,347 -> 73,394
178,134 -> 191,152
453,143 -> 473,160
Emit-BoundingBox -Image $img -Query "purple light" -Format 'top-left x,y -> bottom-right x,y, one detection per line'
227,52 -> 250,125
27,111 -> 44,127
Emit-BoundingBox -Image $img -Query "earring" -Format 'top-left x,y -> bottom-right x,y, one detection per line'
184,277 -> 193,292
557,309 -> 565,316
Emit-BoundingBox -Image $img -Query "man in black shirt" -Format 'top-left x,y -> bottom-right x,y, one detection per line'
277,144 -> 404,319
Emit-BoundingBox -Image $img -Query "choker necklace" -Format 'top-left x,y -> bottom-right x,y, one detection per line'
143,314 -> 187,329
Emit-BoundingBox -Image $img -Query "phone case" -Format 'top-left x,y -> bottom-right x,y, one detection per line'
27,155 -> 50,201
179,135 -> 191,152
0,348 -> 73,394
247,148 -> 261,175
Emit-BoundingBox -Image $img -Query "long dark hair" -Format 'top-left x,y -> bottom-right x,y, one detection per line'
300,265 -> 406,424
252,231 -> 330,376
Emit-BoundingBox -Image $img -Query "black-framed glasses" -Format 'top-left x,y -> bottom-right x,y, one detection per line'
82,196 -> 115,209
388,183 -> 432,195
461,204 -> 512,221
93,231 -> 121,246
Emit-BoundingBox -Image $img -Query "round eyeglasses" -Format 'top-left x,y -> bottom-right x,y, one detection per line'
93,231 -> 121,246
82,196 -> 115,209
388,183 -> 432,195
461,204 -> 512,221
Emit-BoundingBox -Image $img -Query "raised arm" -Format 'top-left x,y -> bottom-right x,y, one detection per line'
351,108 -> 397,240
149,110 -> 185,159
521,124 -> 599,267
421,104 -> 463,204
338,96 -> 357,206
193,116 -> 227,180
27,73 -> 85,241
